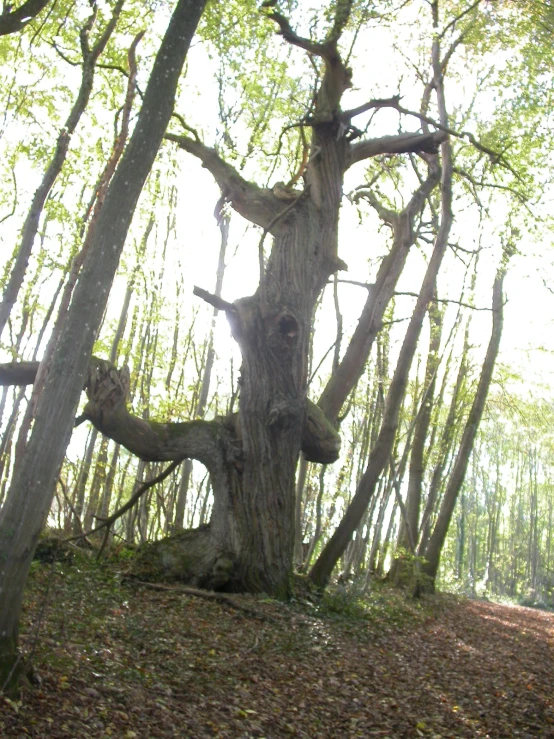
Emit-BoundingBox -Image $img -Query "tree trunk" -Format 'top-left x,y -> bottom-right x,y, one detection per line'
309,149 -> 453,587
390,295 -> 442,585
174,206 -> 229,529
0,2 -> 452,626
0,1 -> 125,339
0,0 -> 207,696
421,265 -> 508,590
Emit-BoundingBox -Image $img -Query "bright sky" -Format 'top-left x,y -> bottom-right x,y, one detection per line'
1,0 -> 554,433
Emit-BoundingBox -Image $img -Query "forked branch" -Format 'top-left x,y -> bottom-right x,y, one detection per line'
165,133 -> 281,229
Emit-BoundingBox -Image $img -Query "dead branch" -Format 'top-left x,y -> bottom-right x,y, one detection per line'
64,458 -> 183,549
341,95 -> 402,123
394,291 -> 494,311
128,579 -> 279,622
348,131 -> 446,167
193,286 -> 235,314
165,133 -> 280,228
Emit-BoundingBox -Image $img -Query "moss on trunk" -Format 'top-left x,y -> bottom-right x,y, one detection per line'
0,636 -> 25,699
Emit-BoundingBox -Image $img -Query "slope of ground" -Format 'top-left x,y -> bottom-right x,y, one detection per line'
1,555 -> 553,738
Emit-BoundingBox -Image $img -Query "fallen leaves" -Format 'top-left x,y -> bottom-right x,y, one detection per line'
1,561 -> 554,737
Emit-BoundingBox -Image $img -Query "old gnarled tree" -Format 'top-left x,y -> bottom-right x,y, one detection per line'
0,2 -> 447,607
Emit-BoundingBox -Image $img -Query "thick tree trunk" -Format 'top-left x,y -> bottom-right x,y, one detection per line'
230,175 -> 344,593
0,2 -> 461,622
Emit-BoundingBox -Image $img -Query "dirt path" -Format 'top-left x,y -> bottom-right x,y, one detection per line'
1,561 -> 553,737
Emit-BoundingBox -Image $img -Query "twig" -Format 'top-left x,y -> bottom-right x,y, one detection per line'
58,476 -> 88,543
334,278 -> 374,290
64,458 -> 183,545
394,291 -> 493,311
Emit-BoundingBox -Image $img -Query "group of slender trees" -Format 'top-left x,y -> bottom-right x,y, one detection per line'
0,0 -> 552,694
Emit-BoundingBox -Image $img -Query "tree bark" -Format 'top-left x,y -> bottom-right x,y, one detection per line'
421,266 -> 508,589
174,205 -> 229,530
0,0 -> 207,696
0,0 -> 51,36
0,1 -> 466,617
390,295 -> 442,585
309,143 -> 453,588
318,163 -> 440,424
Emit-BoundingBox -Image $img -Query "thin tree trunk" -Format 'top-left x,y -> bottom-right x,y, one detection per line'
72,428 -> 98,535
318,163 -> 440,424
368,477 -> 392,574
421,264 -> 509,589
310,133 -> 453,587
0,0 -> 207,694
417,326 -> 470,555
174,207 -> 229,529
302,467 -> 327,570
389,297 -> 442,585
0,1 -> 125,339
294,454 -> 309,567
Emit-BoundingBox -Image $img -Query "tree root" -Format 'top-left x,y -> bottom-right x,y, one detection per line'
125,579 -> 279,622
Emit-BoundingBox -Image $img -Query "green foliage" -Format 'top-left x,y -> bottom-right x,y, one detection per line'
318,581 -> 370,619
316,578 -> 429,626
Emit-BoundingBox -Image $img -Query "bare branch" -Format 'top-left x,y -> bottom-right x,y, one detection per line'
341,95 -> 401,123
0,361 -> 39,385
65,459 -> 183,544
335,278 -> 373,290
165,133 -> 281,228
395,100 -> 516,172
0,355 -> 340,465
454,166 -> 531,210
346,91 -> 518,175
394,292 -> 494,311
193,286 -> 235,314
262,8 -> 323,57
0,0 -> 50,36
128,580 -> 278,622
350,189 -> 399,226
262,3 -> 352,120
348,131 -> 446,168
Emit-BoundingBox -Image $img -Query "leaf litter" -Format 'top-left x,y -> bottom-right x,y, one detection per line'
1,557 -> 553,738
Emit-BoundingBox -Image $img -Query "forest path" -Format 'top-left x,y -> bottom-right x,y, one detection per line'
1,558 -> 553,738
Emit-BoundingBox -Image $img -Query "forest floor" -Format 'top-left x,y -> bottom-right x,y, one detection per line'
1,554 -> 553,739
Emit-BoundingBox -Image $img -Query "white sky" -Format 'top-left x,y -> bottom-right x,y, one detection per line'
1,0 -> 554,424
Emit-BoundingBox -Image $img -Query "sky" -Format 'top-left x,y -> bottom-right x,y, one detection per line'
1,0 -> 554,429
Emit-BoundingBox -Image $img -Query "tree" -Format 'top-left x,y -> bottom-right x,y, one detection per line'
0,0 -> 539,682
0,0 -> 207,695
419,256 -> 510,591
0,0 -> 51,36
0,0 -> 448,600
